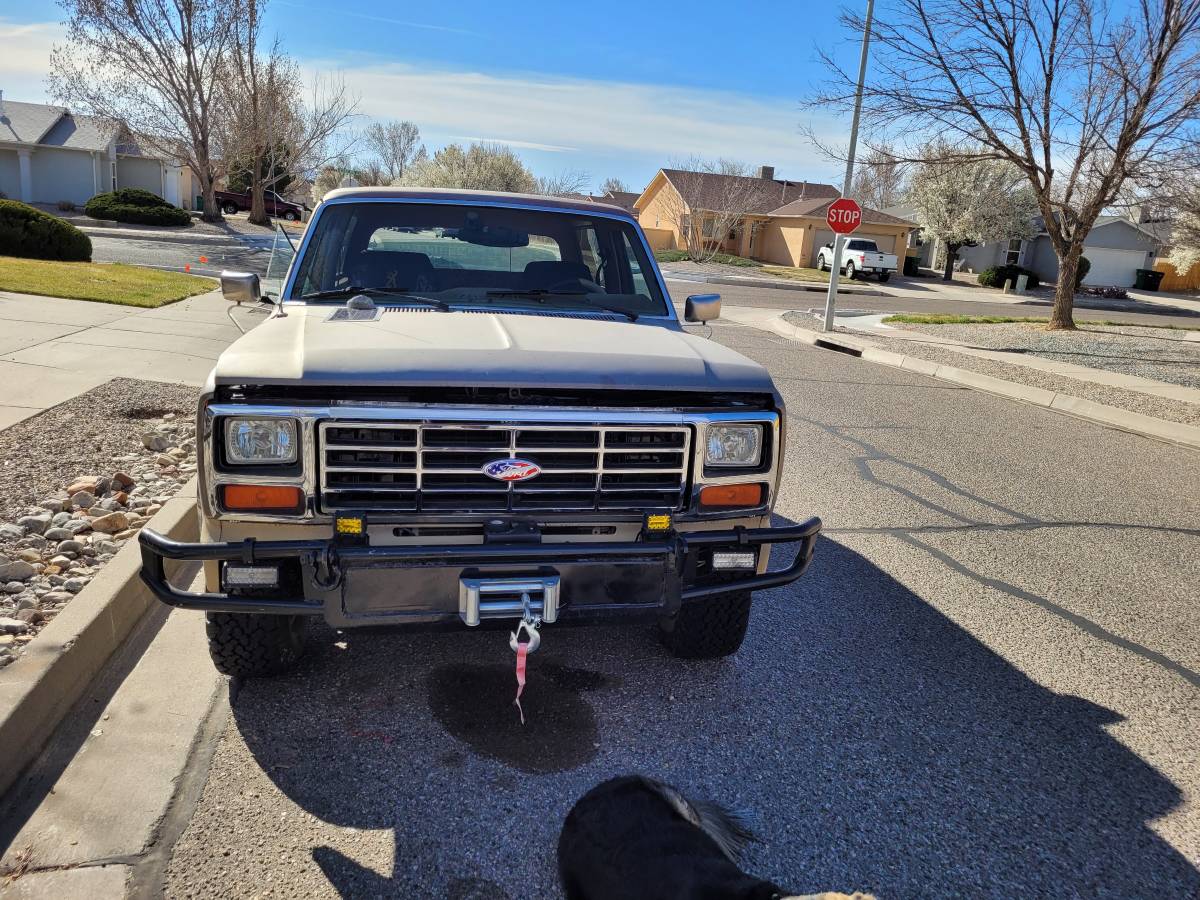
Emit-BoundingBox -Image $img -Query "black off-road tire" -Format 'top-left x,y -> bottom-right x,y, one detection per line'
816,254 -> 827,272
658,591 -> 752,659
283,210 -> 300,222
222,202 -> 239,215
205,612 -> 306,677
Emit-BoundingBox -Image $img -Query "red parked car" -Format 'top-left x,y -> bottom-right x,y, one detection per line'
215,188 -> 305,221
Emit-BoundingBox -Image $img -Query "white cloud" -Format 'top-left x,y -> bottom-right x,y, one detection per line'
0,20 -> 63,102
450,136 -> 578,153
318,60 -> 842,178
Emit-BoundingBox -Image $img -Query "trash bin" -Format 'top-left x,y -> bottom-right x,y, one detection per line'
1134,268 -> 1164,291
195,195 -> 204,212
903,254 -> 920,276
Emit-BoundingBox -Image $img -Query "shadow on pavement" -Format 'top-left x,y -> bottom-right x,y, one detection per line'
223,526 -> 1199,899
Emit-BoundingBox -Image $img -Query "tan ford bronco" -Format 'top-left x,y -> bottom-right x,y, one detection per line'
138,187 -> 821,676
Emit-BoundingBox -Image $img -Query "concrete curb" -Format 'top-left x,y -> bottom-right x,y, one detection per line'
762,315 -> 1200,451
0,481 -> 198,800
660,269 -> 884,296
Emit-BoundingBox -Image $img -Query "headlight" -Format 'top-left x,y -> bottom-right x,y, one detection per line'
705,424 -> 762,467
225,418 -> 298,465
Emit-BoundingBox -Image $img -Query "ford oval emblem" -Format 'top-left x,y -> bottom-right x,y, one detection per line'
482,458 -> 542,482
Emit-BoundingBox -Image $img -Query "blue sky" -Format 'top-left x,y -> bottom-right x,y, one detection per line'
0,0 -> 859,192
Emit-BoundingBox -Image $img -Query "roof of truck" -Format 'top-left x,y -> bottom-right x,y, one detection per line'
320,186 -> 634,218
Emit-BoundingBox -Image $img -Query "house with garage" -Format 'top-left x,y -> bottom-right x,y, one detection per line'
889,203 -> 1162,288
634,165 -> 913,266
0,93 -> 197,209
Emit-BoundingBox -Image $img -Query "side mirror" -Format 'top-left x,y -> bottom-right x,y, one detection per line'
220,270 -> 261,305
685,293 -> 721,323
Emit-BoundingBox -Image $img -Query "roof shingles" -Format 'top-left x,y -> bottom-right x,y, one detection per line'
659,168 -> 839,216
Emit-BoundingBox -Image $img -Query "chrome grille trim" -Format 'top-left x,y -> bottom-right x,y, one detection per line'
318,422 -> 691,513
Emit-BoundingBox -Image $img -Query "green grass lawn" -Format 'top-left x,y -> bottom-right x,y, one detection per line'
0,256 -> 215,307
760,265 -> 830,283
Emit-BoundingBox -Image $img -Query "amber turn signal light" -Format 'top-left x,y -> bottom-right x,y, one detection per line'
221,484 -> 304,512
698,483 -> 763,509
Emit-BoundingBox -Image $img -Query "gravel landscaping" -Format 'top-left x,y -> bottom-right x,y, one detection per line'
781,312 -> 1200,427
0,379 -> 200,667
893,322 -> 1200,389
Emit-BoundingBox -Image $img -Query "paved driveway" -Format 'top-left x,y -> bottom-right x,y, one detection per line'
158,320 -> 1200,898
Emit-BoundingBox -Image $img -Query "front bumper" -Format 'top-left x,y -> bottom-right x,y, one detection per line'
138,517 -> 822,627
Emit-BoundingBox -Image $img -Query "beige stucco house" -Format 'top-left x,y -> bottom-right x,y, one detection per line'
0,94 -> 198,208
634,166 -> 913,267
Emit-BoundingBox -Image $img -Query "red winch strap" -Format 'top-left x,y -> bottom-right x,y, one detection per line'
513,643 -> 529,725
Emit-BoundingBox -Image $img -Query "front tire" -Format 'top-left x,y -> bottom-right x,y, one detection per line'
816,254 -> 827,272
659,592 -> 751,659
205,612 -> 306,677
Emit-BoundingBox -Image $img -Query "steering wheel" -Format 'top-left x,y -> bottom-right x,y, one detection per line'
547,278 -> 604,293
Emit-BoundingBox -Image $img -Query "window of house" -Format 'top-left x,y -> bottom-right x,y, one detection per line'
111,162 -> 117,191
701,216 -> 715,239
1005,238 -> 1024,266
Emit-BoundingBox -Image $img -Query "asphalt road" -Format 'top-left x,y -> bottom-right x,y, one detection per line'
89,232 -> 274,280
161,320 -> 1200,898
669,276 -> 1200,329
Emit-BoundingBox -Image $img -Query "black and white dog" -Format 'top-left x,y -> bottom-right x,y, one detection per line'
558,775 -> 870,900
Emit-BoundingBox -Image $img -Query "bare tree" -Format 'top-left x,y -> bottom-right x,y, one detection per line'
220,2 -> 358,225
850,144 -> 906,210
363,121 -> 426,183
50,0 -> 237,221
533,170 -> 592,196
908,140 -> 1039,280
812,0 -> 1200,329
600,176 -> 630,195
656,157 -> 777,262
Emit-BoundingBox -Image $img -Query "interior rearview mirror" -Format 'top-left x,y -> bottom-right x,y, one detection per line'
220,271 -> 261,305
685,293 -> 721,323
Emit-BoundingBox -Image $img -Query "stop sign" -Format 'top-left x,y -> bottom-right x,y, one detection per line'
827,197 -> 862,235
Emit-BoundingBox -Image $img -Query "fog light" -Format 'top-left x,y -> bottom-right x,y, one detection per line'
336,516 -> 364,535
712,551 -> 757,570
222,563 -> 280,589
644,513 -> 672,532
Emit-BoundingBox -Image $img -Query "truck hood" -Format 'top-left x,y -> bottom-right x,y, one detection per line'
212,306 -> 776,394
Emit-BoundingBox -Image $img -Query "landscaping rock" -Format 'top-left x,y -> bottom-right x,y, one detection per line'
63,578 -> 87,593
38,499 -> 65,513
16,514 -> 51,534
90,511 -> 130,533
0,559 -> 36,582
58,540 -> 86,554
69,490 -> 96,509
141,432 -> 171,452
3,582 -> 24,594
16,549 -> 41,563
113,471 -> 136,490
0,617 -> 29,634
0,524 -> 24,541
43,527 -> 75,542
66,477 -> 100,496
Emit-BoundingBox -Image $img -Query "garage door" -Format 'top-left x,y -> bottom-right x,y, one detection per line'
809,230 -> 897,266
1081,248 -> 1147,287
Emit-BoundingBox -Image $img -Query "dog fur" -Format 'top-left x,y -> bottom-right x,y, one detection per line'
557,775 -> 872,900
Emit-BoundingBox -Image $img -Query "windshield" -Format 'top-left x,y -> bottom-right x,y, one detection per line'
288,201 -> 670,317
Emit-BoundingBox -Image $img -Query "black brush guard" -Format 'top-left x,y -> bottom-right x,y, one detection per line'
138,517 -> 822,616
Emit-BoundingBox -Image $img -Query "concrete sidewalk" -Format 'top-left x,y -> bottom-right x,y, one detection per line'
0,290 -> 262,430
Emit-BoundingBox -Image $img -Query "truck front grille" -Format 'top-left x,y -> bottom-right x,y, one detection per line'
318,422 -> 691,514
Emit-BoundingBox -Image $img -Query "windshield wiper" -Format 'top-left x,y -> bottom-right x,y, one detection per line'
300,285 -> 450,311
484,289 -> 638,321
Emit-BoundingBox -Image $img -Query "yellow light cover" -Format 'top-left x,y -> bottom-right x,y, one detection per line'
335,517 -> 364,535
645,513 -> 672,531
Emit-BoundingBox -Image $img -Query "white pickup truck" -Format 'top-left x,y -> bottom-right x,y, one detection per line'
816,238 -> 897,282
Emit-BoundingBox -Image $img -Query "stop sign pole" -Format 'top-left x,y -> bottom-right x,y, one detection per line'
822,0 -> 875,332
